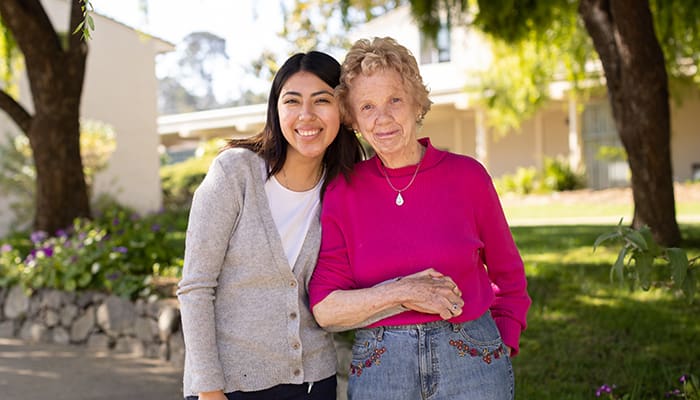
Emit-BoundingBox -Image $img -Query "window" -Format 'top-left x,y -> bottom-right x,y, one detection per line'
419,23 -> 451,64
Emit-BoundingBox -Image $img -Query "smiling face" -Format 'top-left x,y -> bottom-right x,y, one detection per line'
278,71 -> 341,164
348,69 -> 421,168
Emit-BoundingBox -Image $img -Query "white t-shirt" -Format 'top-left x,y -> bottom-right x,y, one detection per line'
264,174 -> 322,269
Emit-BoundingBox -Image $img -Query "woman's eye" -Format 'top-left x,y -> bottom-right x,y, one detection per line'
283,99 -> 299,105
360,104 -> 373,111
391,97 -> 401,104
316,97 -> 331,104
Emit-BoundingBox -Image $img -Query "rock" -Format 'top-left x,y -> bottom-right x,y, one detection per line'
87,333 -> 112,351
114,336 -> 144,356
0,320 -> 16,338
169,330 -> 185,368
40,289 -> 64,310
158,306 -> 179,341
70,306 -> 96,343
97,296 -> 136,337
134,317 -> 158,342
60,304 -> 79,327
3,285 -> 30,319
44,309 -> 60,327
52,327 -> 70,345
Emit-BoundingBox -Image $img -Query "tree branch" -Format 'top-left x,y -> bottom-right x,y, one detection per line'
578,0 -> 621,87
0,90 -> 32,133
0,0 -> 62,61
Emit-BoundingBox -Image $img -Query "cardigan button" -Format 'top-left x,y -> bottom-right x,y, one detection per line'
290,281 -> 297,288
293,369 -> 301,376
290,312 -> 298,319
292,342 -> 300,350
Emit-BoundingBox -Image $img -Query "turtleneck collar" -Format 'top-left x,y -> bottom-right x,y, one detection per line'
372,137 -> 445,177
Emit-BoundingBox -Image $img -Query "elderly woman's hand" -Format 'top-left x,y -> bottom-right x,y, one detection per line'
397,268 -> 464,319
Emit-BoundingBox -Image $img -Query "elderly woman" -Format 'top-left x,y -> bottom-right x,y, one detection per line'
308,37 -> 531,399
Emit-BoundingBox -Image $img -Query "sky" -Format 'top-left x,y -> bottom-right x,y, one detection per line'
94,0 -> 292,101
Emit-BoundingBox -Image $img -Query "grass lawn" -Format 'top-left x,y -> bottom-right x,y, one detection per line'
503,200 -> 700,222
510,224 -> 700,399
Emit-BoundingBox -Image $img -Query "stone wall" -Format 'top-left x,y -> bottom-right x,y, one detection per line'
0,285 -> 184,369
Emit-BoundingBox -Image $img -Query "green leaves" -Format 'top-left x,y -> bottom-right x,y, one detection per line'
668,247 -> 689,286
0,204 -> 186,300
72,0 -> 94,40
594,222 -> 697,302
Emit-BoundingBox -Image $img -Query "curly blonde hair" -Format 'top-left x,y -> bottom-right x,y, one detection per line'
336,37 -> 432,126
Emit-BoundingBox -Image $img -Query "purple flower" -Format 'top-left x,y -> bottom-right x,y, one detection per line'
30,230 -> 48,243
55,229 -> 69,238
42,246 -> 54,258
680,375 -> 687,383
595,384 -> 613,397
130,213 -> 141,221
112,217 -> 120,226
0,243 -> 12,253
107,272 -> 121,281
151,223 -> 161,232
112,246 -> 128,254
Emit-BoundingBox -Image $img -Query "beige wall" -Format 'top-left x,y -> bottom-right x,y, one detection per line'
420,103 -> 573,178
0,1 -> 167,236
83,14 -> 164,214
670,87 -> 700,182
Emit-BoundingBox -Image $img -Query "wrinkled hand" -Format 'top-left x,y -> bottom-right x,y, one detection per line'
397,268 -> 464,319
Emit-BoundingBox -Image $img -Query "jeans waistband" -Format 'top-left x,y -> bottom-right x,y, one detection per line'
356,311 -> 491,337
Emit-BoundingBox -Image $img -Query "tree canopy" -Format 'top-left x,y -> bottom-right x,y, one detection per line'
306,0 -> 700,245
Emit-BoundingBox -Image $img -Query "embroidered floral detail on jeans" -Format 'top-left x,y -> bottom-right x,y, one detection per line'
349,347 -> 387,377
449,339 -> 505,364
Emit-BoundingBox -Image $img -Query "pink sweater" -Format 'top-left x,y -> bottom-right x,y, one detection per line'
309,138 -> 531,355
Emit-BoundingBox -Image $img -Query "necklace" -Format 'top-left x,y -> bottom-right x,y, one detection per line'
280,165 -> 323,192
379,156 -> 424,206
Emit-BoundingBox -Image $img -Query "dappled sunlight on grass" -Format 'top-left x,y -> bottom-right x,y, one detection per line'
574,294 -> 621,307
510,224 -> 700,399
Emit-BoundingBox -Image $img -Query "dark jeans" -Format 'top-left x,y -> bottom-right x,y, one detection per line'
185,375 -> 336,400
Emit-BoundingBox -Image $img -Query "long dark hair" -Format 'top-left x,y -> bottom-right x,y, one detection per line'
224,51 -> 364,196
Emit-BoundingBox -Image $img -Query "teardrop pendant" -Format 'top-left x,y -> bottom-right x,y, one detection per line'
395,192 -> 404,206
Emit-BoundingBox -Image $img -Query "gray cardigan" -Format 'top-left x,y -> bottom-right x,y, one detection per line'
177,148 -> 336,396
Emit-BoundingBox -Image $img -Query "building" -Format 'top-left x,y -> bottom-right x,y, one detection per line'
159,5 -> 700,190
0,0 -> 174,236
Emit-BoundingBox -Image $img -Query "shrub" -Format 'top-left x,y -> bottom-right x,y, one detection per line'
160,155 -> 210,209
160,138 -> 223,209
594,221 -> 698,301
495,166 -> 540,194
0,204 -> 187,299
494,158 -> 586,195
542,156 -> 585,191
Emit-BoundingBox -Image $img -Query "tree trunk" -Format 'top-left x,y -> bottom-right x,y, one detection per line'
579,0 -> 681,246
0,0 -> 90,234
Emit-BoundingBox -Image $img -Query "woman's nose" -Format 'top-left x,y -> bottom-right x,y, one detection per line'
298,104 -> 316,120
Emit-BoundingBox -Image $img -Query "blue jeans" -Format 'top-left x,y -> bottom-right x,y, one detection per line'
348,312 -> 514,400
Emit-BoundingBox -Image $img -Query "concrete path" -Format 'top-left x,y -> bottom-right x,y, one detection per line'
0,337 -> 183,400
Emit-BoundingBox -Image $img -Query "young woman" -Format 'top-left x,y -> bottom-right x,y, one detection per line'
177,51 -> 364,400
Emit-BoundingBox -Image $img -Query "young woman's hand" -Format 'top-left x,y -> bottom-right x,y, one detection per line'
199,390 -> 227,400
